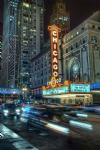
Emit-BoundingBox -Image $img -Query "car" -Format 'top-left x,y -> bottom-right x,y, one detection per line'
65,104 -> 83,111
21,105 -> 80,125
83,104 -> 100,112
0,103 -> 21,118
94,106 -> 100,114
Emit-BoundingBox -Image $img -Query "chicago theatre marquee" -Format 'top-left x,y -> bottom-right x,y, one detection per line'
42,24 -> 92,105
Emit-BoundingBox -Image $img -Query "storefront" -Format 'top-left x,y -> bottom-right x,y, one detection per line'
0,88 -> 20,103
42,79 -> 92,105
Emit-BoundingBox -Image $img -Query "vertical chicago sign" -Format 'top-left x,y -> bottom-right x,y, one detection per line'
48,24 -> 61,79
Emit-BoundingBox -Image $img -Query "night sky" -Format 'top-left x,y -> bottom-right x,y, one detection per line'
0,0 -> 3,32
44,0 -> 100,40
0,0 -> 100,38
44,0 -> 100,26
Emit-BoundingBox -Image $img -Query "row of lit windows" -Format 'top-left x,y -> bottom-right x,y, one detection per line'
33,69 -> 51,79
65,37 -> 87,53
23,3 -> 29,8
33,62 -> 50,72
33,76 -> 51,87
64,35 -> 98,53
89,24 -> 100,30
33,54 -> 50,66
59,16 -> 68,21
64,23 -> 100,43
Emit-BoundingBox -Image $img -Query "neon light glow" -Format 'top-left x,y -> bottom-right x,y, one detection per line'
48,25 -> 61,78
69,120 -> 93,130
46,123 -> 69,134
0,88 -> 20,94
70,84 -> 90,92
43,86 -> 68,95
76,113 -> 88,118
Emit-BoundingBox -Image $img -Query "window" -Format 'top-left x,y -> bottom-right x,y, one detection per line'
82,27 -> 84,31
91,36 -> 97,43
66,48 -> 68,53
41,71 -> 43,76
23,61 -> 28,64
80,40 -> 82,45
41,79 -> 43,84
76,42 -> 78,48
92,25 -> 95,29
98,26 -> 100,30
41,63 -> 43,68
83,38 -> 85,44
71,46 -> 73,50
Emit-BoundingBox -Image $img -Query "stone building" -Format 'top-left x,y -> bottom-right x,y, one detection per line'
62,11 -> 100,83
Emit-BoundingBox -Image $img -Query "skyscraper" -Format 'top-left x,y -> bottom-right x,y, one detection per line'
2,0 -> 19,88
2,0 -> 44,89
0,28 -> 2,78
50,0 -> 70,37
16,0 -> 44,89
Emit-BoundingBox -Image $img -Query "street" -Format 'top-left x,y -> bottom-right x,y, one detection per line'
0,112 -> 100,150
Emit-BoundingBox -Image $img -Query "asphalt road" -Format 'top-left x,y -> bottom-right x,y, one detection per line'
0,112 -> 100,150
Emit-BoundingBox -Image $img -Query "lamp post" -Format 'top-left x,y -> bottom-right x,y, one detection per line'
22,88 -> 27,102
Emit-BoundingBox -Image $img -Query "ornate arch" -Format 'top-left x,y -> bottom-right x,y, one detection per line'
67,57 -> 80,81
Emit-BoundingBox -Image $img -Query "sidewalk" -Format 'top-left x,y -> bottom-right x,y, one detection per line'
0,123 -> 39,150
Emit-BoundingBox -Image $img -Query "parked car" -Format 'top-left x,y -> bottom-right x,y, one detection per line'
0,103 -> 21,118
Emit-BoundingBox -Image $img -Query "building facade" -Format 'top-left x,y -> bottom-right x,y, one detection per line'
2,0 -> 44,90
31,41 -> 51,88
16,0 -> 44,89
62,11 -> 100,84
0,29 -> 2,80
31,40 -> 62,98
31,0 -> 70,93
2,0 -> 19,88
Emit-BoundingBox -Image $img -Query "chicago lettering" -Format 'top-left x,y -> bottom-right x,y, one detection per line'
52,30 -> 59,78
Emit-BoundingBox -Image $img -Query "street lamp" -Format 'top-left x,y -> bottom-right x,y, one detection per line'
22,88 -> 27,102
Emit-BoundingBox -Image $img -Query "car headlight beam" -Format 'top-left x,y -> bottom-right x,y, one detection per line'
16,109 -> 20,112
4,110 -> 9,113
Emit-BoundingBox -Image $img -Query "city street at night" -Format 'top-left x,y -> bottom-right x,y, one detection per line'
0,0 -> 100,150
0,111 -> 100,150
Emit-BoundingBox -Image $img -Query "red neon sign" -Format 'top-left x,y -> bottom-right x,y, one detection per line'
48,25 -> 61,78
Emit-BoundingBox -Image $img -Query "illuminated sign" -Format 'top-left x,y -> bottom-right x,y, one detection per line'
43,86 -> 68,95
90,82 -> 100,90
47,77 -> 61,88
0,88 -> 20,94
70,84 -> 90,93
48,24 -> 61,78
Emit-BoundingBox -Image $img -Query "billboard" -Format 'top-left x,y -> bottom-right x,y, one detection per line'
43,86 -> 68,95
70,84 -> 90,93
0,88 -> 20,94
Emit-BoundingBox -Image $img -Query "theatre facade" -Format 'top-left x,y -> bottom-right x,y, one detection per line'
42,77 -> 92,105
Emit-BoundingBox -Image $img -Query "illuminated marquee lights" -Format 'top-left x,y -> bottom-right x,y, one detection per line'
48,25 -> 61,78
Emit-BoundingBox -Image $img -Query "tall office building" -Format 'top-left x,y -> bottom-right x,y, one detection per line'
50,0 -> 70,37
2,0 -> 44,89
0,29 -> 2,80
2,0 -> 19,88
16,0 -> 44,89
